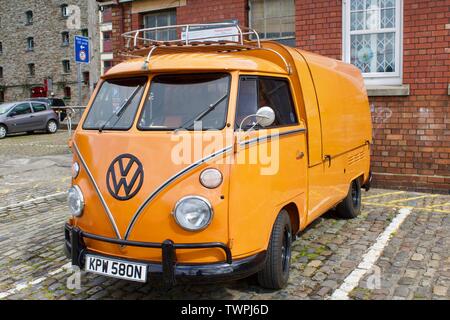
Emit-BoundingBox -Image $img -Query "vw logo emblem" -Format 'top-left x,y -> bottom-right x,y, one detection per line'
106,154 -> 144,201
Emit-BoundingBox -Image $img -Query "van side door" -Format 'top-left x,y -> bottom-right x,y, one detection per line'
229,75 -> 307,256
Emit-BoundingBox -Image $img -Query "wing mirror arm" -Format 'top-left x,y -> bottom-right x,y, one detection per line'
234,106 -> 275,153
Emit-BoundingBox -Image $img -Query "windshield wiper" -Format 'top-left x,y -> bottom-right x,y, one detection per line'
99,85 -> 142,132
175,93 -> 228,131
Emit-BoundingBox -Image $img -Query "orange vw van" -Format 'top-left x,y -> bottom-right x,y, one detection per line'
65,24 -> 372,289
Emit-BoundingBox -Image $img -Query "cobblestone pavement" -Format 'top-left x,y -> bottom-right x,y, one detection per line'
0,132 -> 449,300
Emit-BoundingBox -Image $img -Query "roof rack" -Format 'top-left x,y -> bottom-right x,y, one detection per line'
120,23 -> 291,74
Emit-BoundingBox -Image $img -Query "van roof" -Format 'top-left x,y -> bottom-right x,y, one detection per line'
104,42 -> 292,78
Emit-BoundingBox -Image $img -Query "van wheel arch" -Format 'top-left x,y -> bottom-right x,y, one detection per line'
335,177 -> 362,219
258,209 -> 292,289
283,202 -> 300,236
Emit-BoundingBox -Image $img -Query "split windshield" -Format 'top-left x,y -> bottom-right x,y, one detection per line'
83,77 -> 147,130
83,74 -> 230,131
138,73 -> 230,130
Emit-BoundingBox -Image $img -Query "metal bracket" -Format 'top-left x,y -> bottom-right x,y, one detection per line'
161,239 -> 177,287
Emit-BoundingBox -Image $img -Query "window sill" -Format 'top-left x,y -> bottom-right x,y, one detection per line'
366,85 -> 410,97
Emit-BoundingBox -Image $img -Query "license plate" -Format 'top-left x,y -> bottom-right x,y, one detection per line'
85,254 -> 147,283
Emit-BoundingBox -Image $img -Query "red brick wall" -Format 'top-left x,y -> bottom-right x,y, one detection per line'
111,2 -> 132,64
295,0 -> 342,60
369,0 -> 450,193
177,0 -> 247,25
297,0 -> 450,193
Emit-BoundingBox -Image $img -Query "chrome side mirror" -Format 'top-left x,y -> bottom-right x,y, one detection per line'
255,106 -> 275,128
236,106 -> 276,152
238,106 -> 275,133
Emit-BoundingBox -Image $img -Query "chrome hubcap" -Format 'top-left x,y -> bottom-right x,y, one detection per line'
48,122 -> 57,133
0,127 -> 6,138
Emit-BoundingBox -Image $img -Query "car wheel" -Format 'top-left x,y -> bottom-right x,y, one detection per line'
335,178 -> 362,219
0,125 -> 7,139
27,131 -> 34,135
257,209 -> 292,289
46,120 -> 58,134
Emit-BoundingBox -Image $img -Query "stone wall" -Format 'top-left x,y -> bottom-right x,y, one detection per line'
0,0 -> 99,105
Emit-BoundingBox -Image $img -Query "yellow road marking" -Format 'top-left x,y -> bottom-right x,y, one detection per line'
362,191 -> 405,200
362,201 -> 450,214
386,194 -> 439,204
425,202 -> 450,209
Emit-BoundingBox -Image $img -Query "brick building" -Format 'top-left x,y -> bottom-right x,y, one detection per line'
0,0 -> 100,105
97,0 -> 449,193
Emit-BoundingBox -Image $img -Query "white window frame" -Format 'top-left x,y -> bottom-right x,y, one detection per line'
343,0 -> 403,86
143,9 -> 177,41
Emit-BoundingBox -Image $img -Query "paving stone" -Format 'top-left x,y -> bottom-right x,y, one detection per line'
411,253 -> 424,261
307,260 -> 322,268
433,286 -> 448,297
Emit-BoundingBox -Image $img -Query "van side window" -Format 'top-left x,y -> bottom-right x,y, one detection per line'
235,77 -> 258,128
32,103 -> 47,112
235,76 -> 297,129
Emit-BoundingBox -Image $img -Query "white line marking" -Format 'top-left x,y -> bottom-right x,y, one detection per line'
0,192 -> 67,211
330,208 -> 413,300
0,263 -> 71,300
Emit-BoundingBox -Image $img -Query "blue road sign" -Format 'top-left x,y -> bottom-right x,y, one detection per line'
74,35 -> 90,64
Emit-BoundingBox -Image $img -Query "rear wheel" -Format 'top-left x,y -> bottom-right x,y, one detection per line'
0,125 -> 7,139
46,119 -> 58,134
257,210 -> 292,289
335,178 -> 362,219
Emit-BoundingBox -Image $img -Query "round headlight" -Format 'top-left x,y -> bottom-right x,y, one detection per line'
68,185 -> 84,217
199,168 -> 223,189
72,162 -> 80,179
173,196 -> 213,231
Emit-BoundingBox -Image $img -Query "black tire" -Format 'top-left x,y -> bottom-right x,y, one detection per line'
46,119 -> 58,134
0,124 -> 7,139
257,210 -> 292,289
27,131 -> 34,134
335,179 -> 362,219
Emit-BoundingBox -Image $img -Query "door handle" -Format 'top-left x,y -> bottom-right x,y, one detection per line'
296,151 -> 304,160
324,155 -> 332,167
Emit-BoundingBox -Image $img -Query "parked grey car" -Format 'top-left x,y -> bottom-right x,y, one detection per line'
0,101 -> 59,139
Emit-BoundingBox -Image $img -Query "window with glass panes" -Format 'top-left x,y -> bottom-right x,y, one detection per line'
143,10 -> 176,42
249,0 -> 295,46
344,0 -> 402,84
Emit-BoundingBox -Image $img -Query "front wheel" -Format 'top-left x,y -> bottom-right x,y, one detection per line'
0,125 -> 7,139
257,210 -> 292,289
335,178 -> 362,219
46,119 -> 58,134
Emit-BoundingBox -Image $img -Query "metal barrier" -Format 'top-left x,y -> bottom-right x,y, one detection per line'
52,106 -> 86,136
